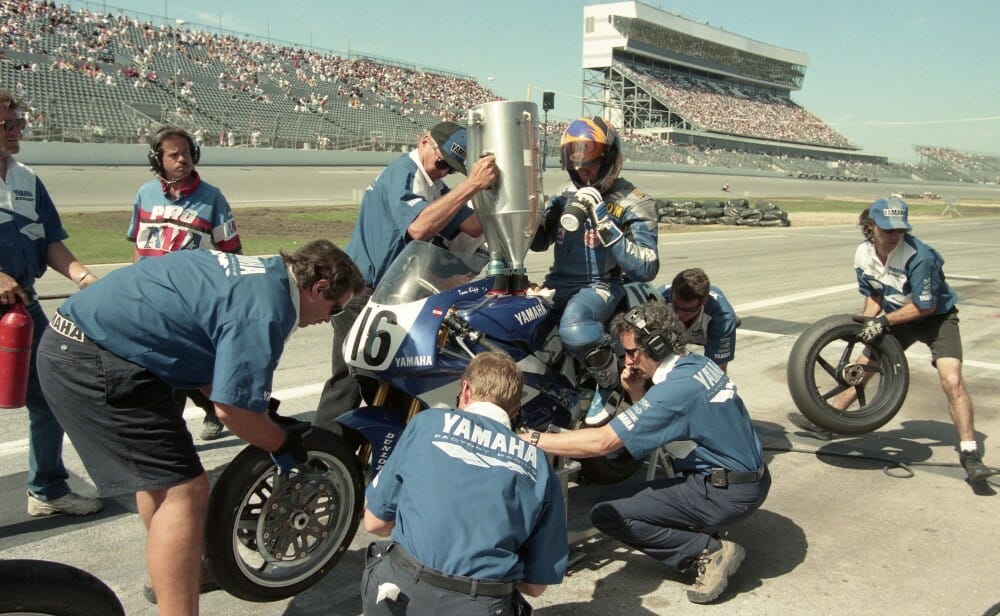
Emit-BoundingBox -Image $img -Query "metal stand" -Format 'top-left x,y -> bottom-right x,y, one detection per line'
941,200 -> 962,217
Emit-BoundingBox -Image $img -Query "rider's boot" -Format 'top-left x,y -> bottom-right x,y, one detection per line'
583,346 -> 620,427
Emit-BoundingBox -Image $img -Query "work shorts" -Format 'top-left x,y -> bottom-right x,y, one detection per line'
36,327 -> 204,496
891,307 -> 962,366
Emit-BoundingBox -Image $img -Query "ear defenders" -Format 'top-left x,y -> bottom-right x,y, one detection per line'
148,128 -> 200,176
623,307 -> 672,362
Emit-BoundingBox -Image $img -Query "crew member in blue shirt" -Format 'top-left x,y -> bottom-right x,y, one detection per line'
316,122 -> 498,432
0,90 -> 103,518
659,267 -> 737,372
524,301 -> 769,604
830,197 -> 991,482
35,240 -> 363,615
362,351 -> 567,615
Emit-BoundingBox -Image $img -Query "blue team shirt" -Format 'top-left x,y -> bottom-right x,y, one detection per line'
0,157 -> 67,288
365,405 -> 568,584
346,151 -> 473,287
610,354 -> 763,474
853,234 -> 956,315
659,285 -> 737,364
59,250 -> 297,411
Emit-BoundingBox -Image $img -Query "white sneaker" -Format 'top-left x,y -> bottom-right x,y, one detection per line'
584,389 -> 622,427
27,491 -> 102,517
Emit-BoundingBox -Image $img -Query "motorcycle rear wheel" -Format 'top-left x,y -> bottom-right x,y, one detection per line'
787,314 -> 909,436
204,427 -> 364,602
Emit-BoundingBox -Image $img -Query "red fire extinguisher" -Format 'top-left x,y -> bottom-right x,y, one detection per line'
0,302 -> 34,408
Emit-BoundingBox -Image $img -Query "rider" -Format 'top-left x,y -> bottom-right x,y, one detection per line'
659,268 -> 737,372
530,117 -> 659,426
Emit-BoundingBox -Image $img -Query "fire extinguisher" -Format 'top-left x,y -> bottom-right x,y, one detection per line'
0,302 -> 34,409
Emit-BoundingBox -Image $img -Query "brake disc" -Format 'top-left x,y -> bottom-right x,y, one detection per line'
256,471 -> 337,564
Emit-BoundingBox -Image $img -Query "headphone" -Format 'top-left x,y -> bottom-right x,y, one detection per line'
623,307 -> 672,362
147,127 -> 200,177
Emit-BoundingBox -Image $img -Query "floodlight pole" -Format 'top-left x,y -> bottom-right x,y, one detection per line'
542,109 -> 548,171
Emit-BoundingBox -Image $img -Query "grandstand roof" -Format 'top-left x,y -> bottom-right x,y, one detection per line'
583,1 -> 809,90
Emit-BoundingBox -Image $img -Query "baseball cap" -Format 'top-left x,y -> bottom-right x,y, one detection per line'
430,121 -> 468,175
869,197 -> 912,231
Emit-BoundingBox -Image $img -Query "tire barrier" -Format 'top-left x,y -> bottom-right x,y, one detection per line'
656,199 -> 791,227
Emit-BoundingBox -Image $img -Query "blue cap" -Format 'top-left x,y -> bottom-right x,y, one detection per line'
430,121 -> 468,175
869,197 -> 912,231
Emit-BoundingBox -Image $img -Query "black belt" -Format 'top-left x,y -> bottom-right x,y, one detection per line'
387,544 -> 514,598
50,312 -> 95,345
708,466 -> 766,488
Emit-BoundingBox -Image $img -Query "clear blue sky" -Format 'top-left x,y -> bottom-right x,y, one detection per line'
71,0 -> 1000,162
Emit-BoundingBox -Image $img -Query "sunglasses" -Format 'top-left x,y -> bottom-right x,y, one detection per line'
623,346 -> 643,359
1,118 -> 26,132
673,302 -> 702,315
434,157 -> 455,174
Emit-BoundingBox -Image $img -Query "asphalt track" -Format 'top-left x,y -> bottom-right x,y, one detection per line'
1,166 -> 999,615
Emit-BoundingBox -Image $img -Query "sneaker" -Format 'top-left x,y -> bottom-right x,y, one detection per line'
27,491 -> 102,517
584,388 -> 622,427
959,449 -> 994,482
786,412 -> 837,441
687,539 -> 745,604
200,413 -> 224,441
143,564 -> 220,604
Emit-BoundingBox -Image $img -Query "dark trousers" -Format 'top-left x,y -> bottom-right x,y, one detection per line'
361,542 -> 518,616
590,468 -> 771,573
315,291 -> 370,428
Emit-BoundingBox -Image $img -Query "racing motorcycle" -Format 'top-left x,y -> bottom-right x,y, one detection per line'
787,314 -> 909,435
202,100 -> 660,602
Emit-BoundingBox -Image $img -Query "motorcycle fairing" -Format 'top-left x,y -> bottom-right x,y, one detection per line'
335,405 -> 406,475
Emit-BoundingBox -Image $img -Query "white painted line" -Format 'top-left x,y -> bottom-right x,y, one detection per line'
733,283 -> 857,312
0,383 -> 324,458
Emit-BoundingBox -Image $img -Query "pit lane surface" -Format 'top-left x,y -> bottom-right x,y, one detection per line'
1,168 -> 998,615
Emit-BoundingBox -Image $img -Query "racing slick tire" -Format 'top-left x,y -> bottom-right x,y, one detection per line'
787,314 -> 909,436
204,426 -> 364,602
0,559 -> 124,615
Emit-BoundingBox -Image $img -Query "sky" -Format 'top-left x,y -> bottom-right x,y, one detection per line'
69,0 -> 1000,162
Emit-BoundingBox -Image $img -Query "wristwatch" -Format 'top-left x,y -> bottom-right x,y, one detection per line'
529,431 -> 541,447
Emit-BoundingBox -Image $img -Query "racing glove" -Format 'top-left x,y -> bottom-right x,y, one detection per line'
270,423 -> 310,476
574,185 -> 624,247
853,314 -> 890,343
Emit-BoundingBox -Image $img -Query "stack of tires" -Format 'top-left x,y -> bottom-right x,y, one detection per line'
656,199 -> 790,227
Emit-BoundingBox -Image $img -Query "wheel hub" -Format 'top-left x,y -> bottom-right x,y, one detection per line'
841,362 -> 866,386
256,472 -> 336,563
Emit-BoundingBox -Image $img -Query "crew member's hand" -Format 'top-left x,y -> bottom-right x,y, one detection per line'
620,366 -> 647,401
0,272 -> 30,305
466,154 -> 498,191
270,423 -> 310,476
853,314 -> 890,343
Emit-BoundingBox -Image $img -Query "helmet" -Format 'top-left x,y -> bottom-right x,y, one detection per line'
560,117 -> 622,193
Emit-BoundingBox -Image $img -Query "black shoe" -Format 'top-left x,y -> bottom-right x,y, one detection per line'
200,413 -> 224,441
143,565 -> 220,604
960,449 -> 994,482
787,413 -> 837,441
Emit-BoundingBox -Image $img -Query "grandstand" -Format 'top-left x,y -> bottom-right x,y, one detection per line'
1,0 -> 996,184
579,2 -> 884,165
0,0 -> 499,150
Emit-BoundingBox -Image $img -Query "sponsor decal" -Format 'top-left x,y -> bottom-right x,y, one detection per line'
394,355 -> 433,368
514,303 -> 547,326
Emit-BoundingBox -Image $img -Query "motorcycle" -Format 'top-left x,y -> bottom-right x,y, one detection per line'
203,100 -> 661,602
787,314 -> 909,435
204,240 -> 661,601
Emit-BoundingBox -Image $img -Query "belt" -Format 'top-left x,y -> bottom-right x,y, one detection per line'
708,466 -> 766,488
387,544 -> 514,598
50,312 -> 95,345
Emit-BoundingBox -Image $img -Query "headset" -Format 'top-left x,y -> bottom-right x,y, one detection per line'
147,127 -> 200,177
623,307 -> 672,362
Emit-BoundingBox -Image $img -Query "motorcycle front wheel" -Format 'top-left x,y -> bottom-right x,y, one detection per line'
787,314 -> 909,436
204,427 -> 364,602
0,559 -> 124,616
